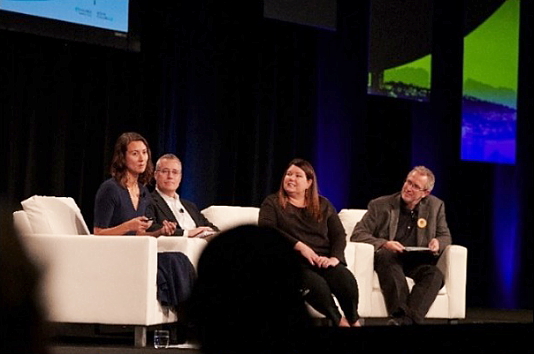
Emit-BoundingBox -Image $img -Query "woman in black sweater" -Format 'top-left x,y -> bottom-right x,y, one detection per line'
259,158 -> 361,327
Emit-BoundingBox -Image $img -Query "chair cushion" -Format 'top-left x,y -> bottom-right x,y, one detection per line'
338,209 -> 368,240
21,195 -> 90,235
201,206 -> 259,232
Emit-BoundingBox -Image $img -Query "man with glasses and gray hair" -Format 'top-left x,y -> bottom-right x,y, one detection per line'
350,166 -> 451,325
147,154 -> 219,237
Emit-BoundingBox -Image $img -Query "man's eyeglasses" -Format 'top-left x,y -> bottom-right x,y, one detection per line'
157,169 -> 181,176
404,179 -> 427,192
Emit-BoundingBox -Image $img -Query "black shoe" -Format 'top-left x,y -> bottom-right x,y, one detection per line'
387,318 -> 402,326
387,316 -> 414,326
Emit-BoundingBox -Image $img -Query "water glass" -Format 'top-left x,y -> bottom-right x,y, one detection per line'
154,329 -> 170,348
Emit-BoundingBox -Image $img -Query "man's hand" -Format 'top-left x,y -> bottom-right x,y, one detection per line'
428,238 -> 440,253
382,240 -> 405,253
159,220 -> 177,236
294,241 -> 319,265
188,226 -> 214,237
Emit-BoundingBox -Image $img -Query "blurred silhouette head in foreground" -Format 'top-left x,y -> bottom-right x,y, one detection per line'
0,203 -> 48,354
187,224 -> 311,354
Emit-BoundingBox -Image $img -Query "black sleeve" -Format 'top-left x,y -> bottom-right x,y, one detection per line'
258,195 -> 299,246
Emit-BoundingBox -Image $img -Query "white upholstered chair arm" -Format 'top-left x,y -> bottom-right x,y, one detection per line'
201,205 -> 259,232
21,234 -> 160,325
436,245 -> 468,318
345,242 -> 375,317
156,236 -> 208,268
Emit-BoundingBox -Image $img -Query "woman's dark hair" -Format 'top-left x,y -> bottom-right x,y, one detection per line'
110,132 -> 153,186
277,158 -> 322,222
187,225 -> 311,353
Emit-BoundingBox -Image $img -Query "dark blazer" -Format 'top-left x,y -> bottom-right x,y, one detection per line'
146,190 -> 219,236
350,192 -> 452,252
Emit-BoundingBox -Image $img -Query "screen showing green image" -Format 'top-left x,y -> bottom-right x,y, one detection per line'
461,0 -> 519,165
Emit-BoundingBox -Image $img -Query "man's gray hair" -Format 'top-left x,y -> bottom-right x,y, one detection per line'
155,153 -> 181,171
409,166 -> 435,191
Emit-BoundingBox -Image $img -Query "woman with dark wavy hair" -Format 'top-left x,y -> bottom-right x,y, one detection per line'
94,132 -> 174,236
259,158 -> 361,327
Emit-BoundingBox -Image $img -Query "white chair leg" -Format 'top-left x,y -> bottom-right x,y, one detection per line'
134,326 -> 147,347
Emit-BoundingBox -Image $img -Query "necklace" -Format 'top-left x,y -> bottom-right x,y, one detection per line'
127,182 -> 140,210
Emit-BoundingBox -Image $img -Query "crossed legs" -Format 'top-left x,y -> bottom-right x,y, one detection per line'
301,263 -> 360,326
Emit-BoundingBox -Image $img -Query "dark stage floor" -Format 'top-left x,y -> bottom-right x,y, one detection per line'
48,308 -> 533,354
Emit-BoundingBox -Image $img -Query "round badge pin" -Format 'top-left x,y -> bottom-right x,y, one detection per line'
417,218 -> 427,229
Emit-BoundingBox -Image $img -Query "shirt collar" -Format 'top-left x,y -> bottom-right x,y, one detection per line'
400,197 -> 419,214
156,187 -> 179,201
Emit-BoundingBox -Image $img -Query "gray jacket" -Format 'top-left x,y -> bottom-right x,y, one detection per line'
350,192 -> 452,252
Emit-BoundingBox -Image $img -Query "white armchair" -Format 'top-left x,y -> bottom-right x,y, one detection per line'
13,195 -> 208,346
339,208 -> 467,322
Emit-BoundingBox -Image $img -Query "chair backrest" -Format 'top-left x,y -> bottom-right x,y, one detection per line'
13,210 -> 34,235
338,209 -> 368,241
201,206 -> 260,232
20,195 -> 90,235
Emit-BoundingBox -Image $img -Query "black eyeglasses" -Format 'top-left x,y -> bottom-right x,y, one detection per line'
156,169 -> 181,176
404,179 -> 427,192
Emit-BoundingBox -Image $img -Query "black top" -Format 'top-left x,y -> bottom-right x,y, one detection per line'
394,199 -> 418,246
258,194 -> 347,264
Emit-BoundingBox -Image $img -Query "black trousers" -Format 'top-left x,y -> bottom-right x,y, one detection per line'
374,249 -> 444,324
301,262 -> 359,325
